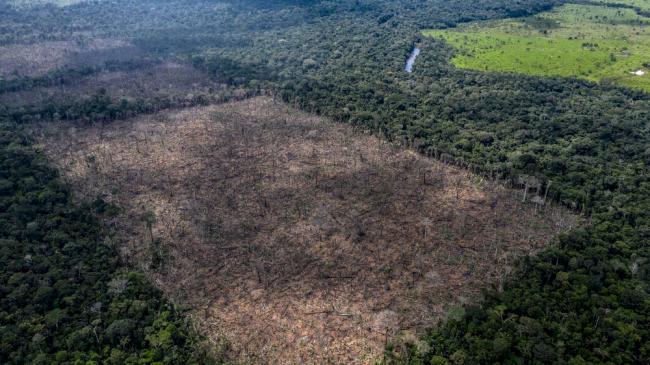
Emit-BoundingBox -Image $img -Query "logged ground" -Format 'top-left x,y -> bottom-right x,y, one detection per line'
9,0 -> 87,7
34,97 -> 578,364
0,61 -> 225,108
0,38 -> 141,79
425,2 -> 650,91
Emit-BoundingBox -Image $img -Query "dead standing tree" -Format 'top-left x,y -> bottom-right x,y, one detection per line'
34,97 -> 580,364
517,174 -> 542,203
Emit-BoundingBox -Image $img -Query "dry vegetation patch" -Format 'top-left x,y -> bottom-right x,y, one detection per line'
34,97 -> 578,364
0,38 -> 139,79
9,0 -> 89,8
0,61 -> 222,108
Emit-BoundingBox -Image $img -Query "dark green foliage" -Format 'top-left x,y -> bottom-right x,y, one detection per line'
401,221 -> 650,364
0,122 -> 210,364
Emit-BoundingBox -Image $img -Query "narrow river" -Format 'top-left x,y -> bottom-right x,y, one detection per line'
405,47 -> 420,73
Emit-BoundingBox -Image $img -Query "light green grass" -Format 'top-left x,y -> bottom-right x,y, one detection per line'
424,3 -> 650,91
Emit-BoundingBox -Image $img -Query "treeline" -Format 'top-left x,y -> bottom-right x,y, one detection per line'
0,59 -> 156,94
3,86 -> 259,125
404,211 -> 650,364
0,118 -> 216,363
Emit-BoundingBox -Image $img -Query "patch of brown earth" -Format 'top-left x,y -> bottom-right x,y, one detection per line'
34,97 -> 578,364
0,61 -> 224,108
0,38 -> 138,78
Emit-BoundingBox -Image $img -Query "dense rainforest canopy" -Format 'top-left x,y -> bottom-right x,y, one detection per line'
0,0 -> 648,363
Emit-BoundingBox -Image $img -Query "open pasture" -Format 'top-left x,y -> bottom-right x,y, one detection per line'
424,3 -> 650,91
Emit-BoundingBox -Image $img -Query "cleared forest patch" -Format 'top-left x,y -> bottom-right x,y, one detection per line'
34,97 -> 578,364
9,0 -> 88,7
0,38 -> 141,79
0,61 -> 224,108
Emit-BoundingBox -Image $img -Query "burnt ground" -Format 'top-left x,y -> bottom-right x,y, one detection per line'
34,97 -> 579,364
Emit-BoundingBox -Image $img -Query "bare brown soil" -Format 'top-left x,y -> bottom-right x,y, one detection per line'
34,97 -> 578,364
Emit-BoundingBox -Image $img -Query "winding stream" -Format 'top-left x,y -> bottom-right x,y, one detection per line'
405,47 -> 420,73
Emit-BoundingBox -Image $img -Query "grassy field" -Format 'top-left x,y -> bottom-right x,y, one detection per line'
424,2 -> 650,91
